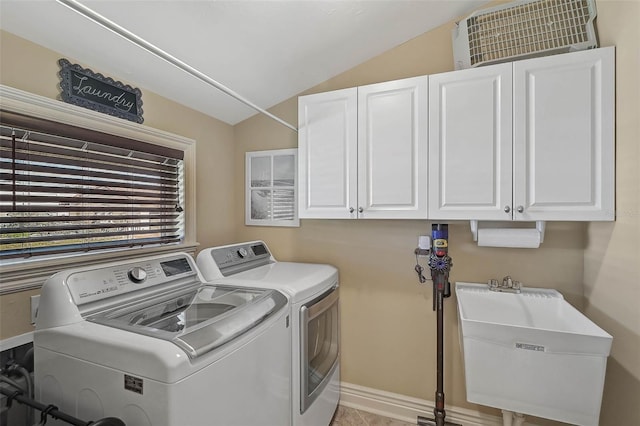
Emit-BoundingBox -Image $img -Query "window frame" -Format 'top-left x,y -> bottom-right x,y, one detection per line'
0,85 -> 197,295
245,148 -> 299,227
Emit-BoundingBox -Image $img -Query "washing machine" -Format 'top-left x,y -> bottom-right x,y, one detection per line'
34,252 -> 291,426
197,241 -> 340,426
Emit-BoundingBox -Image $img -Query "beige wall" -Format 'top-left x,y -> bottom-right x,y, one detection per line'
1,1 -> 638,424
583,1 -> 640,425
0,30 -> 237,338
234,1 -> 640,425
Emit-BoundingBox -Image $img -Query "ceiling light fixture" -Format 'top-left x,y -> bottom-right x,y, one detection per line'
56,0 -> 298,132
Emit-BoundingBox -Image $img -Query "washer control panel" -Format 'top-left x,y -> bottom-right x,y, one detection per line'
66,254 -> 197,306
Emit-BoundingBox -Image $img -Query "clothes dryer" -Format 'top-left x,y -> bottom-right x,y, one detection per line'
34,252 -> 290,426
197,241 -> 340,426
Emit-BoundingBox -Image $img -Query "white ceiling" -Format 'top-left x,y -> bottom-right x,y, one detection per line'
0,0 -> 490,127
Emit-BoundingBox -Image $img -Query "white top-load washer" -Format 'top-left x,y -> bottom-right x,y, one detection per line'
197,241 -> 340,426
34,252 -> 291,426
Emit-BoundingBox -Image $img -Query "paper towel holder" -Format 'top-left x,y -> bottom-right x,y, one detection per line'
470,220 -> 546,243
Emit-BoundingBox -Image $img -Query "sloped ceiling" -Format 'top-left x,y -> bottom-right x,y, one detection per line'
0,0 -> 490,127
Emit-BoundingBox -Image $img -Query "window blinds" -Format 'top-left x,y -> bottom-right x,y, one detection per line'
0,111 -> 184,260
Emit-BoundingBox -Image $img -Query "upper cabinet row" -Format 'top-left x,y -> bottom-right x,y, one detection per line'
297,47 -> 615,221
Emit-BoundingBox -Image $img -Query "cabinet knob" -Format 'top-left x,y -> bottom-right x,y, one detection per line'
504,205 -> 511,213
349,207 -> 354,213
358,207 -> 364,213
517,205 -> 524,213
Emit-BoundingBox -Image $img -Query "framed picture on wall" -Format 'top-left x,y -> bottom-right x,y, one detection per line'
245,148 -> 299,227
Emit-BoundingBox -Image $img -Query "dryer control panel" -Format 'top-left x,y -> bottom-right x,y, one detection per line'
208,241 -> 274,277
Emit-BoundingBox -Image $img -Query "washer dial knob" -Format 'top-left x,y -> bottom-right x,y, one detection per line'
128,267 -> 147,283
237,248 -> 249,258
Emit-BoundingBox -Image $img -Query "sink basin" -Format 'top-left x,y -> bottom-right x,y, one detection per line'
455,282 -> 612,426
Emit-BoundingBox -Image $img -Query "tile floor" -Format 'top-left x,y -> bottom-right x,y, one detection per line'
330,405 -> 415,426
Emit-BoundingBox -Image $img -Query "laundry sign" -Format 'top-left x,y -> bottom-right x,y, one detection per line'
58,58 -> 144,123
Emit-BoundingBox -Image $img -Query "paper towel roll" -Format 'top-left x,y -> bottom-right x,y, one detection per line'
476,228 -> 541,248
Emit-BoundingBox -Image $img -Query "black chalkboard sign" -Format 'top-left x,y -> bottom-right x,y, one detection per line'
58,58 -> 144,124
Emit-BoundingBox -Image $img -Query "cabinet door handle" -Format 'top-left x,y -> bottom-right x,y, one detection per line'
504,205 -> 511,213
358,207 -> 364,213
349,207 -> 355,213
517,205 -> 524,213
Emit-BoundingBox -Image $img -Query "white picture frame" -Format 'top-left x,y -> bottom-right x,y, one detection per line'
245,148 -> 299,227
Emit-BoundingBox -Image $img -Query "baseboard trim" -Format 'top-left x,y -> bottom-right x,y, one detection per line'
339,381 -> 505,426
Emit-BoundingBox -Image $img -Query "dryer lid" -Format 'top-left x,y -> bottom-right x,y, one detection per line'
86,284 -> 287,359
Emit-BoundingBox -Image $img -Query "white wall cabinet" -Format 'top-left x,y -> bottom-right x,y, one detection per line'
429,47 -> 615,221
298,87 -> 357,219
428,63 -> 513,220
298,76 -> 427,219
513,47 -> 615,221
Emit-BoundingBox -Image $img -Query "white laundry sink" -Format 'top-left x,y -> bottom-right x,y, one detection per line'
455,282 -> 612,426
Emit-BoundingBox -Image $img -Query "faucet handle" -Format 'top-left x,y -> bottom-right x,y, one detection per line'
502,276 -> 513,288
488,279 -> 499,289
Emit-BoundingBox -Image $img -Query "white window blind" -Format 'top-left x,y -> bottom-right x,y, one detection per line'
0,110 -> 184,261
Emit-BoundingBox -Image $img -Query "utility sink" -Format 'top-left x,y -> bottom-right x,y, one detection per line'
455,282 -> 612,426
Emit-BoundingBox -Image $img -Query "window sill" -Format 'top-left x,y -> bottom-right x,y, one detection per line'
0,241 -> 200,295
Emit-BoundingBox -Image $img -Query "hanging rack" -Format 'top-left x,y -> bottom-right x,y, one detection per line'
0,386 -> 125,426
56,0 -> 298,133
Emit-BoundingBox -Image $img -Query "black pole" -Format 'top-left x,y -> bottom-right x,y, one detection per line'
434,285 -> 445,425
417,224 -> 460,426
432,224 -> 447,425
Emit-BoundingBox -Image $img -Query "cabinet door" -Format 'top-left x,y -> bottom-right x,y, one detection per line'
428,63 -> 513,220
298,88 -> 358,219
357,76 -> 428,219
513,47 -> 615,221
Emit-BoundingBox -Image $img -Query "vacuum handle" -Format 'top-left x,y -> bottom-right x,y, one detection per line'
432,283 -> 436,311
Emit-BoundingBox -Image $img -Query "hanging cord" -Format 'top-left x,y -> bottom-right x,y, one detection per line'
11,129 -> 16,211
414,251 -> 428,284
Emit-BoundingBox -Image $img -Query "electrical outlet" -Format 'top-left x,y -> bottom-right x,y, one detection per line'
30,295 -> 40,325
415,235 -> 430,256
418,235 -> 431,250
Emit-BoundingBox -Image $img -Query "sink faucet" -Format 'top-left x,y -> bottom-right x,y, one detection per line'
488,276 -> 522,293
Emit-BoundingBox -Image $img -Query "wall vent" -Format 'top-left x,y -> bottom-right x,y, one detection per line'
452,0 -> 598,70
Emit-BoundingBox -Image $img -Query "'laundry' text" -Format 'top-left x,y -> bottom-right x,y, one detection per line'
72,74 -> 135,112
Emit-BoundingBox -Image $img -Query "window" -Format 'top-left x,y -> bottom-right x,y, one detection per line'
0,112 -> 184,260
0,85 -> 196,294
245,149 -> 298,227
